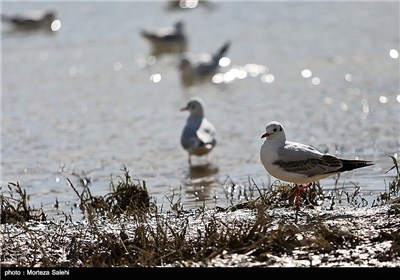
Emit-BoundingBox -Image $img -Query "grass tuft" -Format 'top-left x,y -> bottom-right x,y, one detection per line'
67,165 -> 155,220
1,182 -> 46,224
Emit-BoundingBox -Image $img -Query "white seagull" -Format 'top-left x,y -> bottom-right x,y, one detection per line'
180,97 -> 217,165
260,121 -> 374,206
178,41 -> 230,87
140,21 -> 187,56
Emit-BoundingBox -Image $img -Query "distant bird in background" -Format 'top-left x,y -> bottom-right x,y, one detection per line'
260,121 -> 374,208
180,97 -> 217,166
140,21 -> 187,56
1,9 -> 56,31
178,40 -> 230,87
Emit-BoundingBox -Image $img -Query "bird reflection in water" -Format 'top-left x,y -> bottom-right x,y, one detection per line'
183,163 -> 219,207
188,163 -> 218,180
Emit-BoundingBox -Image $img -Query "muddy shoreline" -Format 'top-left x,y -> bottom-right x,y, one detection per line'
1,165 -> 399,268
1,200 -> 399,268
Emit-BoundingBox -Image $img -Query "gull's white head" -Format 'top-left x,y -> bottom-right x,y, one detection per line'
261,121 -> 286,142
180,97 -> 205,117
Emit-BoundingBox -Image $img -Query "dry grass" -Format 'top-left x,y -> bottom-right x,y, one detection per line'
1,182 -> 46,224
67,165 -> 155,221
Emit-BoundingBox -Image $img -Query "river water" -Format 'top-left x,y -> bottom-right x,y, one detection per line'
1,1 -> 399,220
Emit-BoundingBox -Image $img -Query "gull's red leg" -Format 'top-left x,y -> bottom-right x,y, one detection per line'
289,183 -> 312,208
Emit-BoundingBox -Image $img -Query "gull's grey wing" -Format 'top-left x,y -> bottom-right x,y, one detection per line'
188,54 -> 217,76
196,61 -> 219,75
181,118 -> 201,149
196,41 -> 230,75
275,142 -> 342,176
141,24 -> 184,42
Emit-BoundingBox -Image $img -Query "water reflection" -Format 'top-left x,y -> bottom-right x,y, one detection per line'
301,69 -> 312,78
187,163 -> 219,180
182,163 -> 219,207
166,0 -> 215,10
212,63 -> 270,85
345,73 -> 352,81
389,49 -> 399,59
379,96 -> 388,104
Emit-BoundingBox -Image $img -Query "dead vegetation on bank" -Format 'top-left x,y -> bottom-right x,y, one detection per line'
1,159 -> 399,267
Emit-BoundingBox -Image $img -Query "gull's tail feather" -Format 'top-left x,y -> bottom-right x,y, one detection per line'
214,41 -> 230,60
340,159 -> 374,172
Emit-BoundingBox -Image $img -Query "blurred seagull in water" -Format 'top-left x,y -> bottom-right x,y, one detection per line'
1,9 -> 57,31
260,121 -> 374,208
180,97 -> 217,166
140,21 -> 187,56
178,40 -> 230,87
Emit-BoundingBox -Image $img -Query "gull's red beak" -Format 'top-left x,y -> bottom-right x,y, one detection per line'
180,105 -> 188,112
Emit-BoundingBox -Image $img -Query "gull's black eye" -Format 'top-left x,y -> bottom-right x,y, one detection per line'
190,103 -> 195,109
273,128 -> 277,132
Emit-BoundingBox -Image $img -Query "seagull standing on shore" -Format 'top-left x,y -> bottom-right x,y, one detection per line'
178,41 -> 230,87
180,97 -> 217,165
140,21 -> 187,56
260,121 -> 374,207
